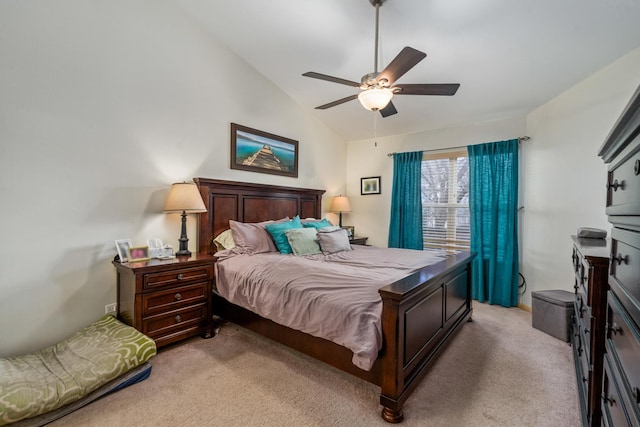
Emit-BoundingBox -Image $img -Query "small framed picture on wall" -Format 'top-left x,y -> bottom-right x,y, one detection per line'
361,176 -> 381,195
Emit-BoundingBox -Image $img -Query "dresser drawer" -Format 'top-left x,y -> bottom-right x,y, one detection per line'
602,354 -> 635,427
610,228 -> 640,325
143,265 -> 211,290
573,304 -> 591,374
142,283 -> 208,315
607,293 -> 640,420
142,303 -> 207,338
606,142 -> 640,216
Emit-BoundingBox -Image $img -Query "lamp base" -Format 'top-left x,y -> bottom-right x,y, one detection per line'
176,211 -> 192,258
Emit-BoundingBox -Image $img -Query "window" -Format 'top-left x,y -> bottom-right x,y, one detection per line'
421,150 -> 470,251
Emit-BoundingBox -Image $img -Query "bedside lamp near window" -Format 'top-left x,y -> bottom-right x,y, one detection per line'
163,182 -> 207,257
330,195 -> 351,228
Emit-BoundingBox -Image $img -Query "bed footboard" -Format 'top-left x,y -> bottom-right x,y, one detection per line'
378,251 -> 475,423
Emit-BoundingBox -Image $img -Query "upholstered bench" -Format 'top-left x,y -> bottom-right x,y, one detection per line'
0,315 -> 156,426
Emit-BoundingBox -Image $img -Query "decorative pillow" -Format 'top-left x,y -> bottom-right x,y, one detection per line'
213,229 -> 236,251
302,218 -> 333,229
317,227 -> 352,254
264,216 -> 303,254
285,228 -> 321,256
229,219 -> 286,254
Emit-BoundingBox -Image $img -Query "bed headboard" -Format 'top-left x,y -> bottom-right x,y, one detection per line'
194,178 -> 325,254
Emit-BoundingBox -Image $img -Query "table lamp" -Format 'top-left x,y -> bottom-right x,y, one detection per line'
330,195 -> 351,228
163,182 -> 207,257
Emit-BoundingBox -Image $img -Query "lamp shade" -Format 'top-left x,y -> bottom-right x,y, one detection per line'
163,182 -> 207,213
358,88 -> 393,111
330,195 -> 352,213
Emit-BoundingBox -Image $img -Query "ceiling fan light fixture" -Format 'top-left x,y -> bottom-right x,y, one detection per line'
358,87 -> 393,111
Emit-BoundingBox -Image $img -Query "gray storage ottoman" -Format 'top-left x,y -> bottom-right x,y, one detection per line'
531,290 -> 574,342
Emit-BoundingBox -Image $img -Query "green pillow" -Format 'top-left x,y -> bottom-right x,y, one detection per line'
285,228 -> 322,256
265,216 -> 302,254
302,218 -> 332,229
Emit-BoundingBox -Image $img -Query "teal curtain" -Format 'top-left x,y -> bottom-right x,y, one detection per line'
468,139 -> 519,307
388,151 -> 423,249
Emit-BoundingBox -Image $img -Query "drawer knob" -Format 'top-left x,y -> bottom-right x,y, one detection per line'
601,393 -> 616,407
610,253 -> 627,265
634,159 -> 640,176
177,273 -> 184,280
608,322 -> 623,336
174,293 -> 182,301
175,315 -> 182,323
607,179 -> 623,191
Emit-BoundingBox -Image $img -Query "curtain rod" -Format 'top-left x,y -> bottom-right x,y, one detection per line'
386,136 -> 530,157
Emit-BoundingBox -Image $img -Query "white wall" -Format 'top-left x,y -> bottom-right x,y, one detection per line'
0,0 -> 346,356
520,46 -> 640,306
346,117 -> 526,247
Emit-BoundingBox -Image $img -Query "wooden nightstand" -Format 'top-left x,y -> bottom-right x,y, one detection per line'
112,254 -> 215,348
350,236 -> 368,245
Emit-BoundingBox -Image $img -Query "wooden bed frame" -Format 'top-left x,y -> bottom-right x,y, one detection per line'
194,178 -> 474,423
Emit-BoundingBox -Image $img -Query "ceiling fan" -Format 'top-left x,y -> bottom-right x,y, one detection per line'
302,0 -> 460,118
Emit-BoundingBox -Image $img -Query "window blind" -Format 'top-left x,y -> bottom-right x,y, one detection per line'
421,151 -> 470,251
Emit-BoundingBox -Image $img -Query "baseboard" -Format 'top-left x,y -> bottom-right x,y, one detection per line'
518,303 -> 532,312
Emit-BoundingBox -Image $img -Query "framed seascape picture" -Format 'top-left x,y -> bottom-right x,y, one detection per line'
230,123 -> 299,178
114,239 -> 132,262
361,176 -> 381,195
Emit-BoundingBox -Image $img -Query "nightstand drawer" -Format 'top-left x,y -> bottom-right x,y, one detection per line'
143,265 -> 211,290
143,303 -> 207,337
142,283 -> 208,315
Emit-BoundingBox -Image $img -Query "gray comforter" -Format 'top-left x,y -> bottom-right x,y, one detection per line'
215,245 -> 447,371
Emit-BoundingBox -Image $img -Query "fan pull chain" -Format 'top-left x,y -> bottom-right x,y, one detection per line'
373,113 -> 378,147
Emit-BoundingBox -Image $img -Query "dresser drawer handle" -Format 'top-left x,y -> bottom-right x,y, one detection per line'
608,322 -> 623,336
177,273 -> 184,280
607,179 -> 623,191
175,315 -> 182,323
174,293 -> 182,301
601,394 -> 616,407
610,254 -> 628,265
633,386 -> 640,404
634,159 -> 640,176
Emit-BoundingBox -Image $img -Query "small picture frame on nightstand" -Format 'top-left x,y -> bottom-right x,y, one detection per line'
114,239 -> 132,262
343,226 -> 354,238
127,246 -> 150,262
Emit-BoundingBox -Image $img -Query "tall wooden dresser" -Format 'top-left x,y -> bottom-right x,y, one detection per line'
571,236 -> 610,426
597,83 -> 640,426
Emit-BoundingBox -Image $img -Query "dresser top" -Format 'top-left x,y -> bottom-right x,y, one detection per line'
571,235 -> 610,259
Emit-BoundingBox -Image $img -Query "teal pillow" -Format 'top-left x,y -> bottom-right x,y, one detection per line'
265,216 -> 302,254
284,228 -> 321,256
302,218 -> 332,229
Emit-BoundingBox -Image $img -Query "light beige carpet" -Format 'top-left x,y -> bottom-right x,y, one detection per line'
50,302 -> 580,426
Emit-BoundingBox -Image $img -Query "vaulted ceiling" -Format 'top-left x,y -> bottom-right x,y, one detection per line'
174,0 -> 640,141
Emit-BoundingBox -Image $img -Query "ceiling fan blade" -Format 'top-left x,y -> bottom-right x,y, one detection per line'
376,47 -> 427,86
394,83 -> 460,96
379,101 -> 397,117
315,94 -> 359,110
302,72 -> 361,88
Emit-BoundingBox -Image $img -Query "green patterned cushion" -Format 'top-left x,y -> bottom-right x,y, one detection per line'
0,315 -> 156,426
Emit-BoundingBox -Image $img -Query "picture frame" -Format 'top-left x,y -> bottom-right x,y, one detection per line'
361,176 -> 381,195
343,226 -> 355,239
230,123 -> 299,178
126,246 -> 150,262
114,239 -> 132,262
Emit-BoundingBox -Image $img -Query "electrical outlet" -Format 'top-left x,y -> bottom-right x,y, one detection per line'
105,303 -> 118,314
